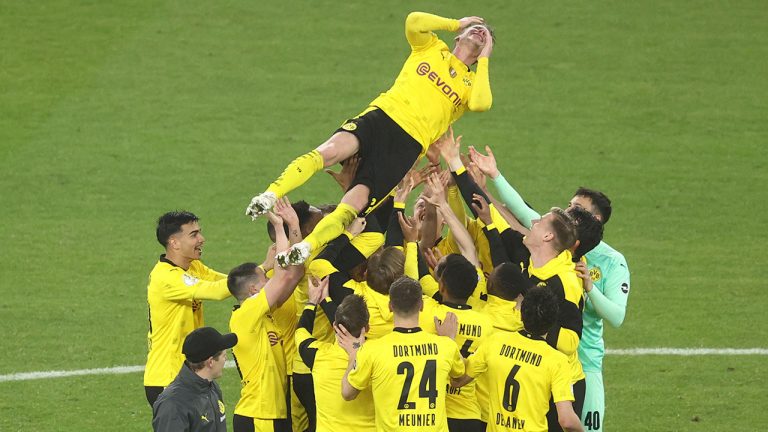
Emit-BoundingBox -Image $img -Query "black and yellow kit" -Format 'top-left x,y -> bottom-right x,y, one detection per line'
347,327 -> 465,431
420,298 -> 493,424
466,331 -> 574,432
229,290 -> 288,423
145,255 -> 230,388
296,302 -> 376,432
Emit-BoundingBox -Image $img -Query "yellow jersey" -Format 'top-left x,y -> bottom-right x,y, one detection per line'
347,327 -> 465,431
230,290 -> 287,419
466,331 -> 574,432
420,299 -> 493,420
144,255 -> 230,387
367,12 -> 492,152
295,306 -> 376,432
526,250 -> 585,383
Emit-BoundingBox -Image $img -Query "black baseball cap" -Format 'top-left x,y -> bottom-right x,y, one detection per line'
182,327 -> 238,362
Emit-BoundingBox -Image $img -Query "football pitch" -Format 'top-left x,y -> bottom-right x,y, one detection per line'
1,1 -> 766,431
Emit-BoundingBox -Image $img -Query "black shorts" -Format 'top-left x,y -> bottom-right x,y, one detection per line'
335,108 -> 422,215
447,418 -> 486,432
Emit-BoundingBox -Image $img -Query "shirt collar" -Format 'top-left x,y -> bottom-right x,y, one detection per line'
393,327 -> 422,334
441,301 -> 471,310
159,254 -> 181,268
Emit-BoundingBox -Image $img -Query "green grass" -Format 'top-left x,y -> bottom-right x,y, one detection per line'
1,1 -> 766,431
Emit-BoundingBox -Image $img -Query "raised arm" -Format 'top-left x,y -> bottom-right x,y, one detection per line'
423,173 -> 479,267
468,27 -> 493,112
405,12 -> 464,49
469,145 -> 541,228
262,210 -> 305,309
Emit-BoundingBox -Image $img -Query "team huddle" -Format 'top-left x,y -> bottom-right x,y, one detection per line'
144,11 -> 630,432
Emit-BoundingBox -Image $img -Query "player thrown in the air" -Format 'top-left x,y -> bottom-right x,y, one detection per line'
246,11 -> 495,267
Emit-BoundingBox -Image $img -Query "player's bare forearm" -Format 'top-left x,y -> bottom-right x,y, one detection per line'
341,356 -> 361,401
437,204 -> 479,267
450,374 -> 473,388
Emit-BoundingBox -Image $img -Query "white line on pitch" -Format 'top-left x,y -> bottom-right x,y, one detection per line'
606,348 -> 768,355
2,350 -> 766,383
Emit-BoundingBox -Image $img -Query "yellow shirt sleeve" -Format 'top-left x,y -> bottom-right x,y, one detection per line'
159,269 -> 230,301
468,57 -> 492,111
554,328 -> 580,356
448,343 -> 466,378
404,242 -> 420,280
420,274 -> 440,298
465,336 -> 489,378
191,260 -> 227,281
405,12 -> 460,49
551,355 -> 576,403
347,344 -> 373,391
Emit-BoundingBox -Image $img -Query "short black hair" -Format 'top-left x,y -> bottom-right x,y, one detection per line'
389,276 -> 423,316
574,187 -> 612,224
521,287 -> 559,337
334,295 -> 370,338
438,254 -> 478,301
227,262 -> 262,300
156,211 -> 198,247
567,206 -> 604,261
487,262 -> 532,301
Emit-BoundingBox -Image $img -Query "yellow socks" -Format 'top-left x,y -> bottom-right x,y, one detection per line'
266,150 -> 324,197
303,203 -> 358,250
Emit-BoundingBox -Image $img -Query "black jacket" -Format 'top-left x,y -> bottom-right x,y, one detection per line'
152,364 -> 227,432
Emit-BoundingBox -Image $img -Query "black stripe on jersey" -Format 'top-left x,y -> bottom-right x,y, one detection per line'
394,327 -> 422,333
385,208 -> 405,247
328,272 -> 353,304
298,337 -> 318,370
442,301 -> 471,310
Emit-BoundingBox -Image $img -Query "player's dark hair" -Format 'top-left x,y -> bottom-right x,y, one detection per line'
521,287 -> 559,337
548,208 -> 578,253
487,262 -> 533,301
334,294 -> 370,338
227,262 -> 263,300
438,254 -> 478,301
568,206 -> 604,262
574,187 -> 612,224
366,247 -> 405,295
156,211 -> 199,247
389,276 -> 423,317
185,350 -> 223,371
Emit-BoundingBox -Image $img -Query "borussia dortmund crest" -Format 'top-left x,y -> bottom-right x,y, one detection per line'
590,267 -> 602,282
341,122 -> 357,131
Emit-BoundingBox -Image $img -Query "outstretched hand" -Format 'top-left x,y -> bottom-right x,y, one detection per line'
398,212 -> 421,243
422,173 -> 447,207
325,155 -> 360,192
308,276 -> 328,305
274,197 -> 299,228
435,126 -> 462,168
470,193 -> 493,225
468,145 -> 499,179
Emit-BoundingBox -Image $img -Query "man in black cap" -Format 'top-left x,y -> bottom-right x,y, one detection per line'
152,326 -> 238,432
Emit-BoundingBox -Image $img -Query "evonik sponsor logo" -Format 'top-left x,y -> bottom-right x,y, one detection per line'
416,62 -> 463,107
